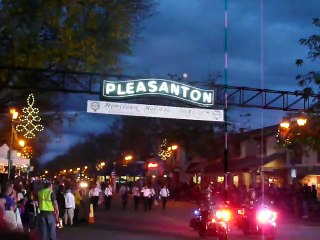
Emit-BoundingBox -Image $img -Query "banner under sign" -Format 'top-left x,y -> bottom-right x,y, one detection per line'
87,100 -> 224,122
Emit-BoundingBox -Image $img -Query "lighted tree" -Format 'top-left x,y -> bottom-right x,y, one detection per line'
0,1 -> 154,167
16,94 -> 44,139
291,20 -> 319,150
296,18 -> 320,102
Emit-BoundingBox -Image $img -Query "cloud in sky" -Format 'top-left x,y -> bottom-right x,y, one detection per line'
40,0 -> 319,163
40,100 -> 116,163
122,0 -> 319,123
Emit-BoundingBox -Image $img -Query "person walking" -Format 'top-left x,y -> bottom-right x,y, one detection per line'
56,185 -> 65,228
141,185 -> 150,212
88,184 -> 101,212
23,192 -> 39,231
104,183 -> 113,210
159,184 -> 170,210
119,184 -> 129,209
38,182 -> 59,240
0,193 -> 8,229
64,187 -> 75,226
148,185 -> 156,211
132,184 -> 140,211
301,184 -> 311,218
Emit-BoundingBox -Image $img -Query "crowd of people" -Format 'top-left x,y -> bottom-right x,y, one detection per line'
0,179 -> 89,240
88,181 -> 170,212
0,178 -> 171,240
1,177 -> 319,240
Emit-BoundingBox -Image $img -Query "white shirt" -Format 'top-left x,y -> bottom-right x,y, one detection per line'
160,187 -> 170,198
132,187 -> 140,197
89,187 -> 101,197
64,192 -> 75,209
150,188 -> 155,197
141,187 -> 151,197
104,186 -> 113,196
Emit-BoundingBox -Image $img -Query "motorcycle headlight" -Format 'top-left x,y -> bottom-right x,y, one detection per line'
257,209 -> 277,224
194,209 -> 200,216
79,181 -> 88,188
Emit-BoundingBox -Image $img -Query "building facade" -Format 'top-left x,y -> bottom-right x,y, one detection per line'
187,125 -> 320,194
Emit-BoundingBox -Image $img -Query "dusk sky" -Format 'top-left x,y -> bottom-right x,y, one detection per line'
40,0 -> 319,163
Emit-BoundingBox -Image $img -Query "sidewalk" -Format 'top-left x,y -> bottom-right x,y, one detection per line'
277,209 -> 320,226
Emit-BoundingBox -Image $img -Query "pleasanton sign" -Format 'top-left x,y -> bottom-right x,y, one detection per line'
102,79 -> 214,106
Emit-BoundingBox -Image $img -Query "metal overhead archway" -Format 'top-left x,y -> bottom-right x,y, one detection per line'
0,65 -> 318,111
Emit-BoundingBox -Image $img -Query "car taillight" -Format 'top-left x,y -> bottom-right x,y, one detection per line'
257,209 -> 277,224
216,209 -> 232,222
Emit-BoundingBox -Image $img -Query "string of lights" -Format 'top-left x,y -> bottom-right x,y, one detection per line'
15,94 -> 44,139
158,139 -> 171,160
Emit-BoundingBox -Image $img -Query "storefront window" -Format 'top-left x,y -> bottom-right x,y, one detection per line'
233,175 -> 239,186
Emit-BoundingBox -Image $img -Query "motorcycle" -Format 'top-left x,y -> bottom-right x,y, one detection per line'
189,204 -> 231,240
239,202 -> 277,240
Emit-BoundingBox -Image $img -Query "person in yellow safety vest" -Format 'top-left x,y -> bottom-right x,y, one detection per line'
38,182 -> 59,240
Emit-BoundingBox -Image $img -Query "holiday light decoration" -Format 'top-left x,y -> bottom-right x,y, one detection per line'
276,126 -> 291,147
158,139 -> 172,160
15,94 -> 44,139
276,116 -> 308,148
21,146 -> 33,159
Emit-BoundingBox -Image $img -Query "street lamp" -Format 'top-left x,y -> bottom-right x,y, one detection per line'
296,117 -> 307,126
124,155 -> 133,161
280,121 -> 290,129
18,140 -> 25,148
171,145 -> 178,151
278,115 -> 308,184
8,108 -> 19,179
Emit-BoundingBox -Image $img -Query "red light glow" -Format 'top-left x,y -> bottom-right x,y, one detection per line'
148,163 -> 158,168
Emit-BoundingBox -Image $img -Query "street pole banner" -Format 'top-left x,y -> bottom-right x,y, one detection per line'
87,100 -> 224,122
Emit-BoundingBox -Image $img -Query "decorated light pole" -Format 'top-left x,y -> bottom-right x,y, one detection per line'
7,93 -> 44,179
16,94 -> 44,139
8,108 -> 19,179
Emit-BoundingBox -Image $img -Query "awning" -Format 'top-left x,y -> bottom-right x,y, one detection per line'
0,157 -> 30,167
0,144 -> 30,167
292,166 -> 320,177
186,152 -> 286,175
228,152 -> 286,172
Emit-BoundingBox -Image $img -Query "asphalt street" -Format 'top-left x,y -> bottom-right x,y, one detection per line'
57,197 -> 320,240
